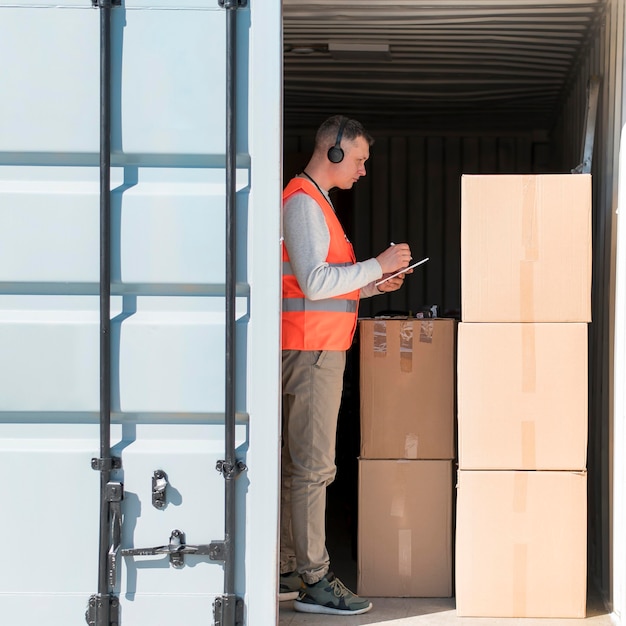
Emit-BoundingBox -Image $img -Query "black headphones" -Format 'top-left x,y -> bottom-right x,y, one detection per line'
327,117 -> 348,163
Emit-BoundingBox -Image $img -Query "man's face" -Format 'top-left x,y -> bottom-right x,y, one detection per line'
333,136 -> 370,189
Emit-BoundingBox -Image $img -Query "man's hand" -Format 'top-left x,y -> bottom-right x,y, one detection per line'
376,243 -> 412,274
377,269 -> 413,292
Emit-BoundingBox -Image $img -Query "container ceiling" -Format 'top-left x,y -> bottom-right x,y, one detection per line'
282,0 -> 607,133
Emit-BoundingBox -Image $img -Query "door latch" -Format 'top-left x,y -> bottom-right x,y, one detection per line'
106,482 -> 124,588
152,469 -> 168,509
121,530 -> 225,569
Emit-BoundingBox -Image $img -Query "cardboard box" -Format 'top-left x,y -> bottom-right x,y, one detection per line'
457,322 -> 588,470
455,470 -> 587,618
461,174 -> 592,322
359,318 -> 456,460
358,459 -> 453,597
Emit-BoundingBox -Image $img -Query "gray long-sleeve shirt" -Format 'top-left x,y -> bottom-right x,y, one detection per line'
283,183 -> 383,301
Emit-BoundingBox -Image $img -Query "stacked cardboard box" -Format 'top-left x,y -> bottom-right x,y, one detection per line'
456,174 -> 591,618
357,317 -> 456,597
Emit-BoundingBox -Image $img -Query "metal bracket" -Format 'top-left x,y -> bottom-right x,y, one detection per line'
91,457 -> 122,471
572,75 -> 601,174
207,540 -> 226,561
218,0 -> 248,7
121,530 -> 225,569
152,469 -> 168,509
105,482 -> 123,503
85,594 -> 120,626
216,459 -> 247,478
91,0 -> 121,7
213,595 -> 244,626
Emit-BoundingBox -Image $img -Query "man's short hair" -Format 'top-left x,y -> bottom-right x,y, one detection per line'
315,115 -> 374,149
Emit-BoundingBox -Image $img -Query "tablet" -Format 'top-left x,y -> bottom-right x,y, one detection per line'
375,257 -> 429,286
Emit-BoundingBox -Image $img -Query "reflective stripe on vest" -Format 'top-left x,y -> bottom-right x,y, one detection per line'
282,298 -> 358,313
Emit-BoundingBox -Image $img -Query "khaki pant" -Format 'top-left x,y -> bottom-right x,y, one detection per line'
280,349 -> 346,584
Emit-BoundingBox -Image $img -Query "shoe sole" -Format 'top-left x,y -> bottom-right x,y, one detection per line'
279,591 -> 300,601
293,599 -> 373,615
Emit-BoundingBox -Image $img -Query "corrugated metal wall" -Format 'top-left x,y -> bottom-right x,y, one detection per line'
553,0 -> 624,604
283,0 -> 625,608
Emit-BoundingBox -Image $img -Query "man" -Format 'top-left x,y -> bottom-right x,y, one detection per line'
280,115 -> 412,615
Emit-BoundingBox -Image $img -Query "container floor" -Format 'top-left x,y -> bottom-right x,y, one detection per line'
278,593 -> 611,625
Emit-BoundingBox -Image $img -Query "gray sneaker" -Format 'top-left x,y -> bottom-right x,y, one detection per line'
294,572 -> 373,615
279,571 -> 303,601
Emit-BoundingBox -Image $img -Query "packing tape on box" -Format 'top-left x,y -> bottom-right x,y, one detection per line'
399,321 -> 413,372
513,476 -> 530,613
391,464 -> 413,580
521,421 -> 537,468
520,260 -> 536,320
391,461 -> 410,518
520,324 -> 537,466
513,542 -> 529,615
419,320 -> 433,344
404,433 -> 419,459
373,320 -> 387,357
371,318 -> 414,371
398,529 -> 412,578
521,324 -> 536,393
520,176 -> 539,320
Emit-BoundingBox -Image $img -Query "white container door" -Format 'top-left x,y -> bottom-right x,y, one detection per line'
0,1 -> 282,624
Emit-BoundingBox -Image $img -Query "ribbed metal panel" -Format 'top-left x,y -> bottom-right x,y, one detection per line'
283,0 -> 607,133
552,0 -> 625,602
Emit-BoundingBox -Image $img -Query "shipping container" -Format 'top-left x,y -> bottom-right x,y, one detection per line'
0,1 -> 282,624
1,0 -> 626,625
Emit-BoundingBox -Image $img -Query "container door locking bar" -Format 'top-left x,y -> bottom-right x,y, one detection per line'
215,0 -> 248,623
86,0 -> 122,624
121,530 -> 225,569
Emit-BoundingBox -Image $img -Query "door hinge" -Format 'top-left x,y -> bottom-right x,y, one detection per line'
213,595 -> 244,626
85,594 -> 120,626
216,459 -> 247,479
91,457 -> 122,471
91,0 -> 121,6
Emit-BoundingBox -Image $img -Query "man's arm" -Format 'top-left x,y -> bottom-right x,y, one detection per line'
283,192 -> 382,300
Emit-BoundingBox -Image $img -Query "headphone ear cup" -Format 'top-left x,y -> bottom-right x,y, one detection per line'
327,116 -> 348,163
327,145 -> 344,163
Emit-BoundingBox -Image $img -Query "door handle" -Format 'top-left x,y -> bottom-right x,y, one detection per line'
121,530 -> 225,569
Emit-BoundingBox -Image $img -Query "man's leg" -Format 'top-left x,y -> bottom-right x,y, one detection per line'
281,349 -> 345,584
279,391 -> 297,575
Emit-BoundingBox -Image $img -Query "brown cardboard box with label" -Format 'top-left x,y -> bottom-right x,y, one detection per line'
461,174 -> 592,322
457,322 -> 588,470
455,469 -> 587,618
358,459 -> 453,597
359,318 -> 456,460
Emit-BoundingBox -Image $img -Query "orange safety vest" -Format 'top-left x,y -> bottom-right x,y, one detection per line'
282,177 -> 360,351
